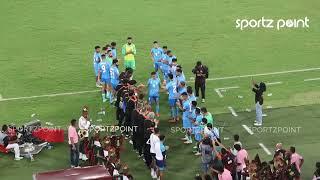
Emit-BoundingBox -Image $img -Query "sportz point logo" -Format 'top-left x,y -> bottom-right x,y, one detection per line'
235,17 -> 310,30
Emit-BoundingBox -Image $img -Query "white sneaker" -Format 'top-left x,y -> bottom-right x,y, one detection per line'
129,140 -> 133,144
254,123 -> 262,126
14,157 -> 23,161
194,152 -> 201,156
181,136 -> 188,141
193,146 -> 198,149
202,99 -> 205,103
184,140 -> 192,144
151,169 -> 157,178
96,83 -> 102,88
71,165 -> 75,168
81,154 -> 88,161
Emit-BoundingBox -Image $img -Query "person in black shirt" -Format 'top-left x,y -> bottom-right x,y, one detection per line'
252,80 -> 266,126
192,61 -> 209,103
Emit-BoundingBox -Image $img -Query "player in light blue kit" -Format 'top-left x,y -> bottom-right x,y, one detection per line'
166,73 -> 178,123
150,41 -> 163,73
176,68 -> 186,87
98,54 -> 112,103
110,59 -> 120,103
148,72 -> 161,117
179,92 -> 193,144
111,42 -> 117,60
93,46 -> 102,87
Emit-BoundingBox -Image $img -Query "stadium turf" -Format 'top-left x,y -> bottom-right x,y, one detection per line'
0,0 -> 320,179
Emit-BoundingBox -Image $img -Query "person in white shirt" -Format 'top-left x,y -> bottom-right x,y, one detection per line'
78,106 -> 91,161
0,125 -> 23,160
149,128 -> 160,179
203,123 -> 219,141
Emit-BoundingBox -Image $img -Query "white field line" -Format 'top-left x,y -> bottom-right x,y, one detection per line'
258,143 -> 272,155
2,67 -> 320,102
228,106 -> 238,117
304,77 -> 320,82
214,89 -> 223,98
186,67 -> 320,82
0,94 -> 2,100
266,81 -> 283,86
0,90 -> 100,102
214,86 -> 239,98
242,125 -> 254,135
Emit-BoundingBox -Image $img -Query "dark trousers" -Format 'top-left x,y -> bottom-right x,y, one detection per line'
195,81 -> 206,99
70,143 -> 79,167
116,108 -> 124,126
237,172 -> 247,180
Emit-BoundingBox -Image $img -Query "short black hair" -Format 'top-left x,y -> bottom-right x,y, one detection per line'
180,81 -> 186,86
154,127 -> 160,134
195,107 -> 201,114
153,41 -> 158,44
168,73 -> 174,80
191,101 -> 197,107
290,146 -> 296,153
127,37 -> 132,40
234,144 -> 241,151
196,61 -> 202,66
159,135 -> 165,141
201,107 -> 208,113
187,86 -> 193,94
234,134 -> 240,141
70,119 -> 76,126
162,46 -> 167,49
113,59 -> 119,64
176,69 -> 182,73
151,72 -> 156,75
202,118 -> 207,124
203,174 -> 212,180
166,50 -> 171,54
101,54 -> 106,57
95,46 -> 101,50
2,124 -> 8,132
111,42 -> 116,46
207,123 -> 212,129
177,65 -> 182,69
172,58 -> 177,62
221,148 -> 227,155
181,92 -> 188,96
102,46 -> 107,51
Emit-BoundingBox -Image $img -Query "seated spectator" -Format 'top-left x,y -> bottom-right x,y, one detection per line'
0,125 -> 23,160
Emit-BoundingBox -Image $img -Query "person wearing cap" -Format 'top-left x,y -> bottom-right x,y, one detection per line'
251,80 -> 266,126
122,37 -> 136,70
192,61 -> 209,103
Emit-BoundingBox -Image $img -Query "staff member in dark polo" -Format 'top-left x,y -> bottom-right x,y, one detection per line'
252,80 -> 266,126
192,61 -> 209,103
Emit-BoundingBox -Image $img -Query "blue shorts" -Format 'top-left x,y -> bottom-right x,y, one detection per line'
168,99 -> 177,106
182,117 -> 192,129
154,62 -> 161,71
149,96 -> 159,103
93,63 -> 100,76
101,78 -> 110,85
156,159 -> 165,170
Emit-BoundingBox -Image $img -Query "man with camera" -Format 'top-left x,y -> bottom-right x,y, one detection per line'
192,61 -> 209,103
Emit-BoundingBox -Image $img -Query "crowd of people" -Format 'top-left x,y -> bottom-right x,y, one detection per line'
87,37 -> 316,180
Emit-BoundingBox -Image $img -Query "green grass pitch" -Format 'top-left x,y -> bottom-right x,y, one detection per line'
0,0 -> 320,179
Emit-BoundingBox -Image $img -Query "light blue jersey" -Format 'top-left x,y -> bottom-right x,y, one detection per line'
176,73 -> 186,86
99,61 -> 111,80
166,80 -> 178,100
93,52 -> 101,64
178,87 -> 187,95
189,94 -> 197,102
167,55 -> 176,65
148,78 -> 161,97
182,100 -> 192,128
151,48 -> 163,63
111,48 -> 117,59
110,65 -> 119,86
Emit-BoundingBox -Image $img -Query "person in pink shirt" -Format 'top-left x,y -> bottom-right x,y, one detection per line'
289,146 -> 304,180
234,144 -> 248,180
212,165 -> 233,180
68,119 -> 79,168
